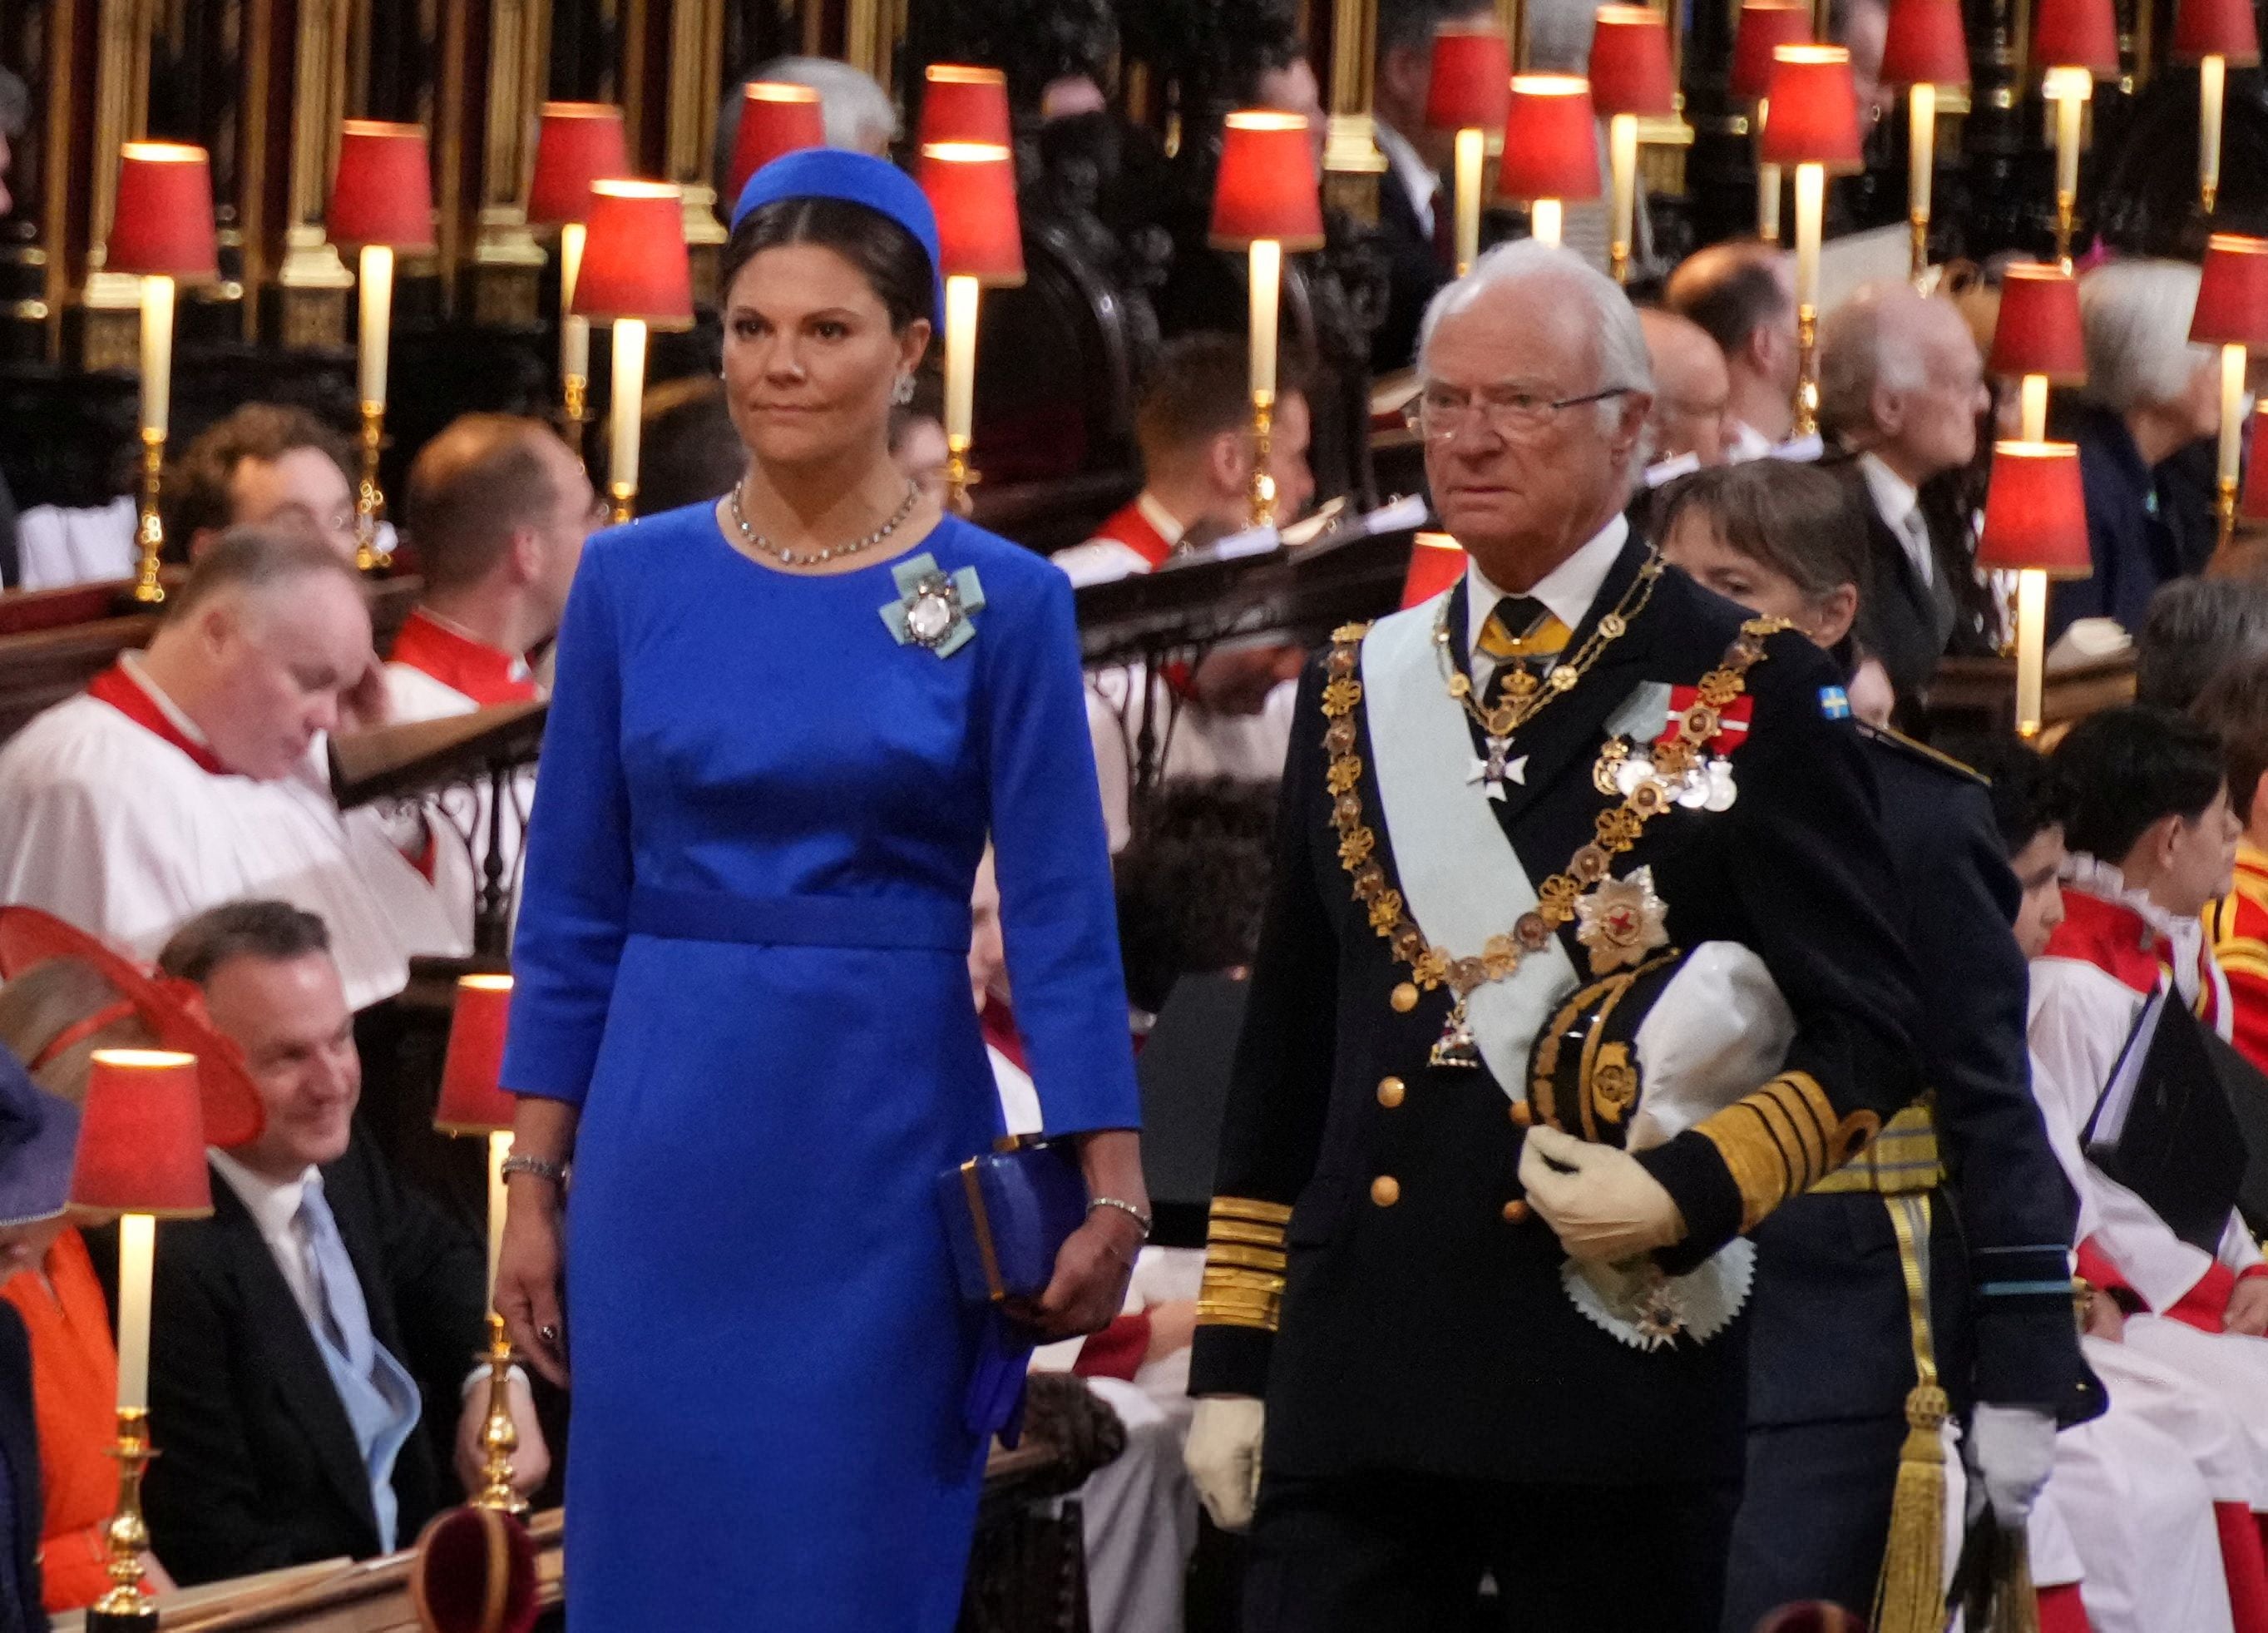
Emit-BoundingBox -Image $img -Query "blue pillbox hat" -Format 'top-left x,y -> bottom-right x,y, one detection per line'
730,148 -> 946,326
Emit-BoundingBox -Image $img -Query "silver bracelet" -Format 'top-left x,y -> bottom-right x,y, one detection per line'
1088,1195 -> 1153,1240
500,1153 -> 571,1186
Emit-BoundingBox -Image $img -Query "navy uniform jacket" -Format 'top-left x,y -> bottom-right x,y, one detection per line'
1188,539 -> 1921,1487
1744,730 -> 2102,1429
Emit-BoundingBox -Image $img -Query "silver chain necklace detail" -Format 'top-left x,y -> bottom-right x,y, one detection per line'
728,478 -> 921,567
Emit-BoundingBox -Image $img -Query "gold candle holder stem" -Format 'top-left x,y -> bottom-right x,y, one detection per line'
1910,210 -> 1930,286
1247,389 -> 1278,531
1792,303 -> 1820,438
87,1407 -> 158,1630
944,435 -> 978,517
562,373 -> 589,451
2221,472 -> 2241,554
131,429 -> 167,606
471,1311 -> 528,1516
609,482 -> 636,525
354,400 -> 390,572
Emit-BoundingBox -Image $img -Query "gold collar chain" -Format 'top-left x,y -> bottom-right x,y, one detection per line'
1431,551 -> 1668,742
1320,613 -> 1782,1066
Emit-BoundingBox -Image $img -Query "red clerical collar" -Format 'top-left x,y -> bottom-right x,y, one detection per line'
2044,887 -> 2170,998
1091,499 -> 1176,572
86,661 -> 228,775
389,609 -> 541,707
980,997 -> 1027,1072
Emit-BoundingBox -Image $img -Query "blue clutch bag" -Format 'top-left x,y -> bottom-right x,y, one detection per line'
938,1136 -> 1088,1305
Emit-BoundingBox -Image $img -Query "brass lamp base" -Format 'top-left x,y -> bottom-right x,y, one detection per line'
1247,390 -> 1277,532
2220,472 -> 2241,554
471,1313 -> 528,1517
1792,304 -> 1821,439
561,374 -> 589,456
609,482 -> 636,526
86,1408 -> 159,1630
1909,210 -> 1930,285
354,400 -> 392,573
131,429 -> 167,606
2053,191 -> 2077,273
944,439 -> 979,518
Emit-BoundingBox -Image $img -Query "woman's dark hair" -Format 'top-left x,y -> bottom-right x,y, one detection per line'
2048,705 -> 2226,866
1114,778 -> 1279,1014
718,196 -> 935,334
1653,461 -> 1870,606
2191,656 -> 2268,820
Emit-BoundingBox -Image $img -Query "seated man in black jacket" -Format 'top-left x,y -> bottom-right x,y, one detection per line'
128,900 -> 547,1585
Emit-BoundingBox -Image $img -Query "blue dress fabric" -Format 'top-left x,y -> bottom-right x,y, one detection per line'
500,502 -> 1141,1630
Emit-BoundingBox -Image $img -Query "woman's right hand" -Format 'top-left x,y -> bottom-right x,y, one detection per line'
495,1177 -> 571,1387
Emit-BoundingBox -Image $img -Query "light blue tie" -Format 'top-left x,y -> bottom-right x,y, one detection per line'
298,1177 -> 420,1552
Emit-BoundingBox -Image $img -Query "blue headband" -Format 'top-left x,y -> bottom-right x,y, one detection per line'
730,149 -> 946,326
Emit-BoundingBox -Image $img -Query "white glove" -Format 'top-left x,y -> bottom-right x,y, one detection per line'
1184,1395 -> 1267,1532
1518,1125 -> 1687,1263
1964,1402 -> 2058,1527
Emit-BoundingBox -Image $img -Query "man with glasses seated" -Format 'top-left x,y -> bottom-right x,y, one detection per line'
1183,237 -> 1920,1632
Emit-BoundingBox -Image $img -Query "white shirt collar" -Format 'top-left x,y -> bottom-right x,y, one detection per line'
1134,491 -> 1187,550
1462,512 -> 1630,663
1722,419 -> 1774,463
118,651 -> 213,746
1371,121 -> 1440,234
1858,452 -> 1933,583
209,1146 -> 315,1240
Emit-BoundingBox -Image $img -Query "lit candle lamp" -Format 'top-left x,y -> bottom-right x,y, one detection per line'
574,181 -> 694,523
1733,1 -> 1813,244
1212,111 -> 1327,529
1497,76 -> 1602,251
2033,0 -> 2118,268
726,83 -> 826,208
2191,233 -> 2268,550
919,64 -> 1014,147
1977,443 -> 2093,735
2174,0 -> 2259,215
1423,22 -> 1512,276
527,102 -> 630,440
329,121 -> 437,572
1762,45 -> 1864,438
1987,261 -> 2086,440
1588,7 -> 1678,285
1880,0 -> 1969,283
919,141 -> 1026,512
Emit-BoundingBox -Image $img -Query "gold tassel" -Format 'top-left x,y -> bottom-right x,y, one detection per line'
1989,1532 -> 2041,1633
1872,1379 -> 1949,1633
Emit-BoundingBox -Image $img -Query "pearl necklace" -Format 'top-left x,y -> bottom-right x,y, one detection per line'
728,479 -> 921,567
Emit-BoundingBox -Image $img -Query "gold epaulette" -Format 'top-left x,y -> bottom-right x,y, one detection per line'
1807,1101 -> 1943,1196
1195,1197 -> 1292,1333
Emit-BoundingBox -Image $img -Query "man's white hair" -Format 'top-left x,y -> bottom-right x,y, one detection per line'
2078,259 -> 2216,416
1416,238 -> 1654,433
1816,282 -> 1939,440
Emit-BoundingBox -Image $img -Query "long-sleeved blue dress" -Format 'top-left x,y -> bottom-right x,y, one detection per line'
499,503 -> 1141,1630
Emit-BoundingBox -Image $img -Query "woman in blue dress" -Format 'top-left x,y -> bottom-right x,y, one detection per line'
492,151 -> 1149,1629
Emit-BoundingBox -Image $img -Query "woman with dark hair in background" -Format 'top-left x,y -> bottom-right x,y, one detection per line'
493,150 -> 1147,1627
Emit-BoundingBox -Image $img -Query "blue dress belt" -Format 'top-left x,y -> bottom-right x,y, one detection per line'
626,884 -> 973,952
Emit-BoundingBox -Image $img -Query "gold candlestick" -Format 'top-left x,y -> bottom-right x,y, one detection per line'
353,401 -> 391,572
131,429 -> 167,606
86,1408 -> 158,1631
471,1312 -> 528,1516
1248,391 -> 1278,530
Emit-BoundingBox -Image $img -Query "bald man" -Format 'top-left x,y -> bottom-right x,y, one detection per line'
1638,308 -> 1733,482
1665,243 -> 1801,458
1817,283 -> 1998,705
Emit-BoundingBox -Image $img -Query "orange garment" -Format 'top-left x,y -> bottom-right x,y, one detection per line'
4,1228 -> 120,1611
2208,839 -> 2268,1074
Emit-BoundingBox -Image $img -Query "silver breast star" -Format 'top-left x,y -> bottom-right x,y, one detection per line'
1468,737 -> 1529,800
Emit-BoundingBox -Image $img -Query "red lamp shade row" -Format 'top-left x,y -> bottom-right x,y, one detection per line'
1403,533 -> 1468,607
1989,263 -> 2087,382
69,1050 -> 213,1218
921,143 -> 1026,286
1497,76 -> 1604,201
436,975 -> 517,1136
329,121 -> 437,250
2191,233 -> 2268,349
2033,0 -> 2120,74
2176,0 -> 2261,62
728,84 -> 827,207
108,143 -> 220,280
527,102 -> 629,228
1426,23 -> 1514,130
1977,441 -> 2093,575
1880,0 -> 1972,87
1760,47 -> 1866,169
2246,415 -> 2268,519
920,65 -> 1013,148
1210,111 -> 1327,250
1732,1 -> 1814,100
1589,7 -> 1679,116
572,181 -> 694,324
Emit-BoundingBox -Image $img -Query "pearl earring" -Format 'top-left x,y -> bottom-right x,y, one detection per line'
893,374 -> 916,405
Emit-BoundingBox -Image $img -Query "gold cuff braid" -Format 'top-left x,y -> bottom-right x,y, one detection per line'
1198,1196 -> 1291,1332
1696,1071 -> 1873,1230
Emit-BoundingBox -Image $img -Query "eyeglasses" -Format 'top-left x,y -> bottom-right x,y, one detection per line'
1406,383 -> 1633,444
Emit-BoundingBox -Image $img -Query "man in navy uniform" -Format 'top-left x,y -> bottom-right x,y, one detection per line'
1182,239 -> 1923,1631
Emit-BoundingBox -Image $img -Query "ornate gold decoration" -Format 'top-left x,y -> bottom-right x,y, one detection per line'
91,1406 -> 158,1625
1435,556 -> 1666,742
354,401 -> 391,572
130,428 -> 166,605
1197,1196 -> 1292,1331
1591,1043 -> 1638,1121
1574,865 -> 1673,974
471,1313 -> 528,1515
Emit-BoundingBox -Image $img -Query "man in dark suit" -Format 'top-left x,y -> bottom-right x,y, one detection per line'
121,901 -> 546,1586
1816,281 -> 1999,710
1183,240 -> 1920,1632
1366,0 -> 1493,374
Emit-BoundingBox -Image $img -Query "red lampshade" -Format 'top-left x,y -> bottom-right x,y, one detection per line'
1589,7 -> 1679,116
1988,262 -> 2087,383
572,181 -> 693,324
329,121 -> 436,250
1760,47 -> 1865,169
2033,0 -> 2120,74
69,1050 -> 212,1217
2191,233 -> 2268,348
1881,0 -> 1972,86
1497,76 -> 1604,201
2176,0 -> 2261,62
1977,441 -> 2093,575
920,142 -> 1026,286
920,65 -> 1012,147
1732,1 -> 1813,100
1210,111 -> 1326,250
108,143 -> 220,280
527,102 -> 629,228
727,83 -> 827,207
435,975 -> 516,1136
1403,532 -> 1467,606
1426,23 -> 1514,130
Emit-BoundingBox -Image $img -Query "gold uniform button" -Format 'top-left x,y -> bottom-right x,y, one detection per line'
1509,1101 -> 1534,1127
1377,1076 -> 1406,1108
1391,982 -> 1420,1013
1371,1175 -> 1401,1207
1502,1200 -> 1531,1223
